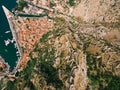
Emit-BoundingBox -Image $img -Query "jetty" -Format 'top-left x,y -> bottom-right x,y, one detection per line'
2,5 -> 23,75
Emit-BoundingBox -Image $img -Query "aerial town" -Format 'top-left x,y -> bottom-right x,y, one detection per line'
0,0 -> 120,90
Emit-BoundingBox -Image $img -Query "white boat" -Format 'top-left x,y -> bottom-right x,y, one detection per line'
5,30 -> 10,34
4,40 -> 10,46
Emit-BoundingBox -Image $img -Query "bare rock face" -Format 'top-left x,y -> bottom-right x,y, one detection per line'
73,0 -> 120,23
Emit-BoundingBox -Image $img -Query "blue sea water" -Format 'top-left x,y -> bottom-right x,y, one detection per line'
0,0 -> 18,70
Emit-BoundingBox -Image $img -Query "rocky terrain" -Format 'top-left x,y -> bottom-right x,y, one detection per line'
72,0 -> 120,23
0,0 -> 120,90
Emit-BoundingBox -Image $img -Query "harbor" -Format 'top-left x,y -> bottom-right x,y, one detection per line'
2,6 -> 23,76
0,0 -> 19,75
0,0 -> 54,77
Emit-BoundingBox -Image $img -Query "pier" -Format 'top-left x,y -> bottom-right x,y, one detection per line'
2,5 -> 23,75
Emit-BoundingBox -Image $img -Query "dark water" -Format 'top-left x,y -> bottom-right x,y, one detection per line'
0,0 -> 18,70
18,14 -> 47,17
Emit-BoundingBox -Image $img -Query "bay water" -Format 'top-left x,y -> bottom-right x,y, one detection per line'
0,0 -> 18,70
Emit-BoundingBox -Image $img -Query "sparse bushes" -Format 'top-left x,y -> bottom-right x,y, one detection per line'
15,0 -> 27,11
86,54 -> 120,90
23,58 -> 37,80
40,59 -> 63,88
69,0 -> 75,6
38,47 -> 63,89
5,81 -> 17,90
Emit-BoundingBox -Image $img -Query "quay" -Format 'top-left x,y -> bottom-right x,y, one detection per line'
2,5 -> 23,75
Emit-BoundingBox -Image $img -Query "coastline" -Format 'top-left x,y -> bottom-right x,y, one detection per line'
0,56 -> 10,79
2,5 -> 23,76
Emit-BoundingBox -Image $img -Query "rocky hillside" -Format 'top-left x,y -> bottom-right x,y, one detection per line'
0,0 -> 120,90
0,16 -> 120,90
72,0 -> 120,23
